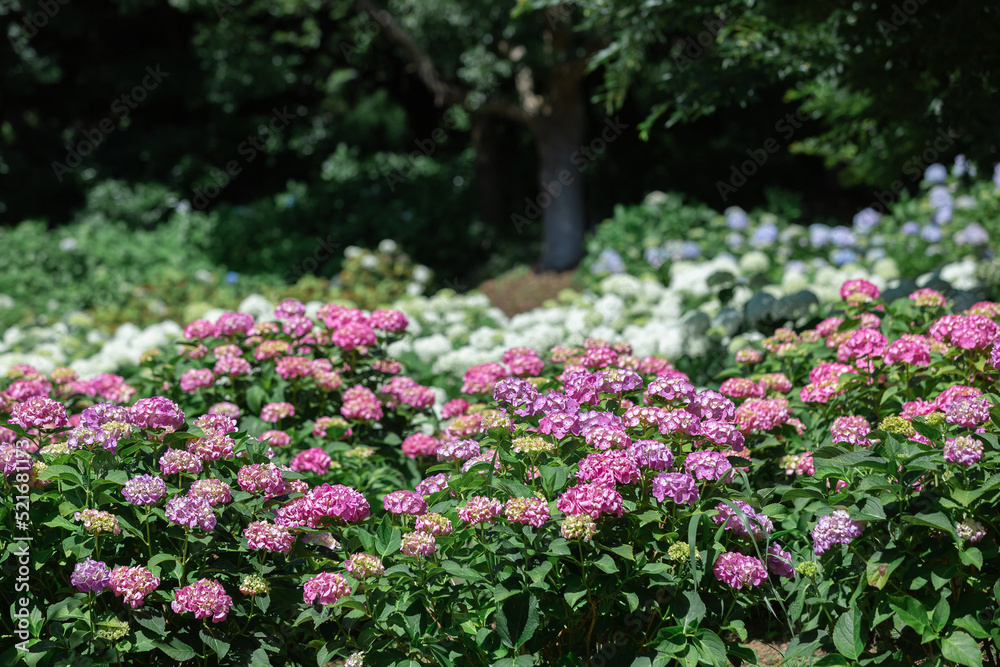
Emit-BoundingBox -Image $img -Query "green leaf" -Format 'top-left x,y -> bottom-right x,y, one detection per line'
594,554 -> 618,574
832,608 -> 865,660
199,629 -> 230,660
155,638 -> 197,662
903,511 -> 954,536
374,515 -> 401,558
781,487 -> 827,502
888,596 -> 928,634
439,560 -> 485,582
959,547 -> 983,569
495,592 -> 538,650
678,591 -> 706,632
931,597 -> 950,634
245,386 -> 268,416
694,628 -> 727,667
606,544 -> 634,561
941,631 -> 983,667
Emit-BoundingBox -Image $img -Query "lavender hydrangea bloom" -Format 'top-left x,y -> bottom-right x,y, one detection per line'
651,473 -> 699,505
812,510 -> 863,555
920,224 -> 942,243
901,221 -> 919,236
725,207 -> 749,230
71,558 -> 111,593
852,208 -> 881,234
924,163 -> 948,183
122,474 -> 167,506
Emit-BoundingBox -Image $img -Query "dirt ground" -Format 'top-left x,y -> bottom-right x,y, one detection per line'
475,268 -> 578,317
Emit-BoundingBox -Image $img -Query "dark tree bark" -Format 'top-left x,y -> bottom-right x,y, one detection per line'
532,83 -> 586,271
471,115 -> 507,231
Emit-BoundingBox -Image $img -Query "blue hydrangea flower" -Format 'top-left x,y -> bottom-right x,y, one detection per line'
920,224 -> 942,243
725,207 -> 749,230
923,164 -> 947,183
644,246 -> 670,269
832,249 -> 857,266
934,207 -> 953,224
809,224 -> 830,248
928,185 -> 953,210
852,208 -> 881,234
830,226 -> 855,248
901,221 -> 919,236
750,223 -> 778,247
679,241 -> 701,260
226,271 -> 239,284
592,249 -> 626,275
726,232 -> 744,250
994,164 -> 1000,189
955,222 -> 989,246
952,155 -> 976,178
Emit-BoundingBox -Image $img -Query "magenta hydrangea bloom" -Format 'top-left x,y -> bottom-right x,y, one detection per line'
645,375 -> 696,404
340,386 -> 383,421
159,449 -> 203,475
576,450 -> 641,486
505,497 -> 550,528
883,337 -> 931,366
626,439 -> 674,471
457,496 -> 504,525
244,520 -> 295,554
683,450 -> 734,483
331,322 -> 377,351
830,415 -> 874,447
651,472 -> 699,505
369,309 -> 409,333
493,377 -> 541,417
415,473 -> 451,497
700,421 -> 745,451
402,433 -> 439,458
734,398 -> 791,433
945,396 -> 990,428
71,558 -> 111,593
208,401 -> 241,419
261,401 -> 295,423
712,501 -> 773,539
943,436 -> 983,466
9,396 -> 69,430
193,413 -> 237,437
719,378 -> 765,399
303,572 -> 352,605
172,578 -> 232,623
839,279 -> 880,303
275,483 -> 370,528
122,474 -> 167,506
767,542 -> 795,578
187,433 -> 235,462
260,430 -> 291,447
556,483 -> 624,519
129,397 -> 185,433
188,478 -> 232,506
215,311 -> 255,336
184,319 -> 217,340
165,496 -> 217,531
686,390 -> 736,422
180,368 -> 215,393
461,363 -> 509,395
109,566 -> 160,609
275,298 -> 306,319
383,490 -> 428,516
812,510 -> 864,555
437,438 -> 481,462
237,463 -> 287,498
657,409 -> 701,436
714,552 -> 768,589
584,425 -> 631,451
441,399 -> 471,419
290,447 -> 332,475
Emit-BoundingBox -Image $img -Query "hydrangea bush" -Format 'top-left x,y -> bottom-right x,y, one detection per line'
4,279 -> 1000,665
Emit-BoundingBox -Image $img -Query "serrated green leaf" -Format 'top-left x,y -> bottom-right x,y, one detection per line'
832,608 -> 865,660
495,592 -> 538,650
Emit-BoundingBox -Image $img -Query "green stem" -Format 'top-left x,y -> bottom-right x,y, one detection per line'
144,506 -> 153,559
179,527 -> 190,586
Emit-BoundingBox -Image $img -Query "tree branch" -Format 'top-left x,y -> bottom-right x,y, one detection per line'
355,0 -> 533,126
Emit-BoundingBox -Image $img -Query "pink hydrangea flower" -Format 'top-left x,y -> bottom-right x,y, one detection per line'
400,531 -> 437,557
214,355 -> 252,377
415,513 -> 453,535
683,450 -> 733,482
9,396 -> 68,430
719,378 -> 765,399
767,542 -> 795,578
129,397 -> 185,432
275,299 -> 306,319
401,433 -> 439,458
344,553 -> 385,579
712,501 -> 773,539
839,279 -> 880,303
331,322 -> 377,351
244,520 -> 295,554
383,490 -> 428,516
576,450 -> 641,486
626,439 -> 674,470
166,496 -> 216,531
188,478 -> 232,506
714,552 -> 767,589
340,386 -> 383,421
651,472 -> 699,505
122,474 -> 166,506
108,566 -> 160,608
71,558 -> 110,593
369,309 -> 409,333
461,363 -> 509,394
945,396 -> 990,427
944,435 -> 983,466
237,463 -> 287,498
812,510 -> 863,555
303,572 -> 352,605
275,483 -> 370,528
290,447 -> 332,475
184,319 -> 217,340
159,449 -> 203,476
735,349 -> 763,364
172,578 -> 232,622
261,402 -> 295,423
180,368 -> 216,393
734,398 -> 791,433
187,433 -> 235,462
416,473 -> 451,497
556,483 -> 624,519
437,439 -> 481,462
458,496 -> 504,524
830,416 -> 873,447
215,311 -> 255,336
442,399 -> 471,419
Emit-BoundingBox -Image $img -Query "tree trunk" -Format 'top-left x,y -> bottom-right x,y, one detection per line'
471,115 -> 507,231
533,85 -> 586,272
